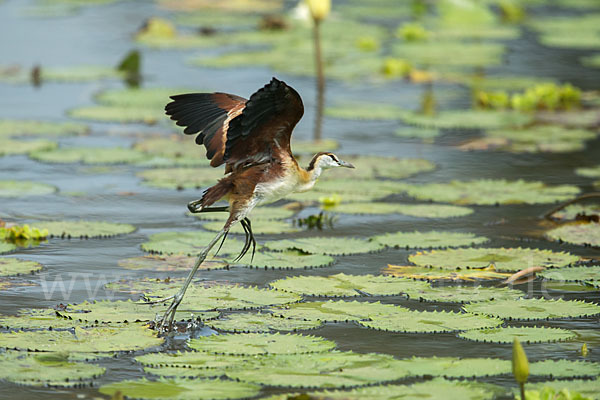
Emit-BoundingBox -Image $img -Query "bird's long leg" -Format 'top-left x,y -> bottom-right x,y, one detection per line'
213,230 -> 229,257
155,228 -> 228,332
245,218 -> 256,262
233,219 -> 251,262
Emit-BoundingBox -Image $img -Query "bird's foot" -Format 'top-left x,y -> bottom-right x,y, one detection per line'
153,294 -> 182,333
143,295 -> 175,305
233,218 -> 255,262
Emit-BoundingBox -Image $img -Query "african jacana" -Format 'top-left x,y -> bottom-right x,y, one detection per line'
155,77 -> 354,331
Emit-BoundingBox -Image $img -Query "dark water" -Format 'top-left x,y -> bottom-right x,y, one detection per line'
0,0 -> 599,398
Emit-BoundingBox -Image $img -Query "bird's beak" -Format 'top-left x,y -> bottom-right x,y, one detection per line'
338,160 -> 355,169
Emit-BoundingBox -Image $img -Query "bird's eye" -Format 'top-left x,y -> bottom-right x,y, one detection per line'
327,154 -> 338,162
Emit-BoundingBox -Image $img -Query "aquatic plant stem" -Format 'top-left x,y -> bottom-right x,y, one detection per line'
313,18 -> 324,142
520,383 -> 525,400
543,192 -> 600,220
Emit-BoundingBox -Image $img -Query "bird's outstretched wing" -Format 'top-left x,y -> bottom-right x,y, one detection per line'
165,77 -> 304,170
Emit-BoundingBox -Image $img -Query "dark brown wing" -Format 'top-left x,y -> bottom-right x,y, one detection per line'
225,77 -> 304,169
165,92 -> 246,167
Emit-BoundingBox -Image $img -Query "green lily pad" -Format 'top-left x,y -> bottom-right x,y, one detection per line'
175,10 -> 261,28
0,308 -> 81,330
399,110 -> 533,130
0,351 -> 105,387
306,379 -> 506,400
576,165 -> 600,178
0,258 -> 43,276
552,204 -> 600,221
400,179 -> 580,205
269,273 -> 431,297
537,109 -> 600,128
526,380 -> 600,400
0,65 -> 123,84
409,247 -> 580,272
582,54 -> 600,68
529,14 -> 600,49
0,242 -> 17,255
458,326 -> 577,344
202,219 -> 299,235
117,255 -> 228,272
227,351 -> 411,388
133,137 -> 211,167
312,178 -> 409,196
406,285 -> 523,303
325,104 -> 404,121
0,138 -> 57,156
206,312 -> 322,333
392,41 -> 505,68
323,156 -> 435,180
546,222 -> 600,247
395,356 -> 511,378
68,105 -> 161,124
540,266 -> 600,282
137,167 -> 225,189
188,332 -> 335,355
136,351 -> 244,370
463,298 -> 600,320
288,190 -> 384,203
383,265 -> 511,282
193,206 -> 296,221
291,139 -> 339,155
0,279 -> 37,291
100,378 -> 261,400
328,202 -> 474,218
529,359 -> 600,379
359,310 -> 503,333
96,87 -> 195,108
144,283 -> 302,311
0,120 -> 88,138
273,300 -> 404,322
105,277 -> 186,294
233,250 -> 335,269
30,146 -> 150,164
264,237 -> 384,255
373,231 -> 488,249
394,126 -> 440,140
0,180 -> 57,197
38,220 -> 136,238
141,230 -> 246,257
0,325 -> 163,352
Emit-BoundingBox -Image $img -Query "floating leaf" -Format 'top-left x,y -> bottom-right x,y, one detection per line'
323,156 -> 435,180
395,356 -> 511,378
0,180 -> 57,197
325,104 -> 404,121
227,351 -> 411,388
0,325 -> 163,352
0,242 -> 17,255
0,258 -> 43,276
100,378 -> 260,400
202,219 -> 299,234
0,65 -> 123,84
537,109 -> 600,128
136,351 -> 244,369
328,202 -> 474,218
206,313 -> 322,333
105,277 -> 185,294
188,333 -> 335,355
409,247 -> 579,272
540,266 -> 600,282
273,300 -> 404,322
406,285 -> 523,303
38,220 -> 136,238
0,120 -> 88,138
529,359 -> 600,379
359,310 -> 502,333
373,231 -> 488,249
459,326 -> 577,344
291,139 -> 339,155
0,351 -> 105,387
392,41 -> 505,68
144,283 -> 301,311
133,137 -> 210,167
193,206 -> 296,221
400,179 -> 579,205
394,126 -> 440,140
96,87 -> 195,108
141,230 -> 245,257
30,146 -> 150,165
137,167 -> 224,189
0,308 -> 80,330
529,14 -> 600,49
269,273 -> 430,297
552,204 -> 600,221
312,178 -> 408,196
117,255 -> 228,272
383,265 -> 511,281
546,222 -> 600,247
264,237 -> 384,255
68,105 -> 161,124
526,379 -> 600,400
582,54 -> 600,68
0,138 -> 57,156
233,250 -> 335,269
464,298 -> 600,320
399,110 -> 532,129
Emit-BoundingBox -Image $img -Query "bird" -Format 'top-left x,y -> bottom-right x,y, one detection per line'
154,77 -> 354,331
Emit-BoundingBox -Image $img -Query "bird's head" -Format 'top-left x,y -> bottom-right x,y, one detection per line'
308,152 -> 355,171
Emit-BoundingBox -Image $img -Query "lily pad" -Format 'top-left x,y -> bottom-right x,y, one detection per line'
323,156 -> 435,180
399,179 -> 580,205
463,298 -> 600,320
269,273 -> 431,297
117,255 -> 228,272
395,356 -> 511,378
394,126 -> 440,140
136,351 -> 244,369
576,165 -> 600,178
0,325 -> 163,352
458,326 -> 577,344
205,312 -> 322,333
359,310 -> 503,333
540,266 -> 600,282
96,87 -> 195,108
526,380 -> 600,400
291,139 -> 339,155
409,247 -> 579,272
325,104 -> 404,121
0,308 -> 80,330
202,219 -> 299,235
233,250 -> 335,269
227,351 -> 411,388
133,137 -> 210,167
546,222 -> 600,247
552,204 -> 600,221
0,242 -> 17,255
68,106 -> 161,124
105,277 -> 185,294
328,202 -> 474,218
141,230 -> 245,257
0,351 -> 105,387
273,300 -> 404,322
30,146 -> 150,164
137,167 -> 224,189
312,178 -> 409,196
0,65 -> 123,84
263,237 -> 384,255
100,378 -> 260,400
193,206 -> 296,221
373,231 -> 488,249
188,332 -> 335,355
39,220 -> 136,238
529,359 -> 600,379
392,41 -> 505,68
529,14 -> 600,49
582,54 -> 600,68
0,120 -> 88,138
405,285 -> 523,303
0,180 -> 57,197
0,258 -> 43,276
0,138 -> 57,156
399,110 -> 533,130
383,265 -> 511,281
